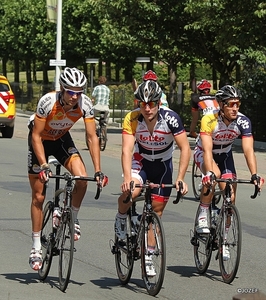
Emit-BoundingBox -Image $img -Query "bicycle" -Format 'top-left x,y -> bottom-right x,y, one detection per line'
191,160 -> 221,204
190,177 -> 260,284
110,181 -> 182,296
86,111 -> 107,151
38,158 -> 102,292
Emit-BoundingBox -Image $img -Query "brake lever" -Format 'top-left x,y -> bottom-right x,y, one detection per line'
173,181 -> 183,204
123,181 -> 134,203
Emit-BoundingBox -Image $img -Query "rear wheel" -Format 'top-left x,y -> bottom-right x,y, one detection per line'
141,212 -> 166,296
192,205 -> 212,274
219,205 -> 242,284
38,201 -> 54,280
98,125 -> 107,151
114,214 -> 134,285
58,208 -> 74,292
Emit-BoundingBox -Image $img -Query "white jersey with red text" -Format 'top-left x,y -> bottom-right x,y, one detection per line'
122,107 -> 185,161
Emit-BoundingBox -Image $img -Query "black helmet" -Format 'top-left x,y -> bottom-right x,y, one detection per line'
134,80 -> 162,103
215,85 -> 241,102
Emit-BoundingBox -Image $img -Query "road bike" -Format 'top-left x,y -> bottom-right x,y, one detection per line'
190,177 -> 260,284
86,111 -> 107,151
110,181 -> 182,296
192,160 -> 221,204
38,158 -> 102,292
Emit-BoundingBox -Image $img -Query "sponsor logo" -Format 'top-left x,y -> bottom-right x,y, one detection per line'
32,164 -> 41,173
237,117 -> 249,129
165,112 -> 180,128
68,147 -> 78,154
139,134 -> 165,142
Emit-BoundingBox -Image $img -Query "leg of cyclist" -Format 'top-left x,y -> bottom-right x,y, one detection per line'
194,148 -> 221,234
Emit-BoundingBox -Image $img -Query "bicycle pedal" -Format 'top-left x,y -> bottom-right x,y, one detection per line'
73,247 -> 77,253
190,236 -> 199,247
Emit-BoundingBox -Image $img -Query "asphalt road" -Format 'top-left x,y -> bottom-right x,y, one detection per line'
0,112 -> 265,300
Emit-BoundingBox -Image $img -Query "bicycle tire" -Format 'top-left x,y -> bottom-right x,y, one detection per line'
192,160 -> 222,204
114,214 -> 134,285
218,204 -> 242,284
192,160 -> 202,200
58,207 -> 75,292
141,212 -> 166,296
38,201 -> 54,281
193,205 -> 212,274
99,126 -> 107,151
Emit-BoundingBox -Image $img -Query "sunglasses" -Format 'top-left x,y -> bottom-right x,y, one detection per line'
139,101 -> 158,109
65,89 -> 83,96
224,101 -> 241,108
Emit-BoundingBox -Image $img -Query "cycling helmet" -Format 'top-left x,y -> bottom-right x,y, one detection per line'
143,70 -> 158,81
59,67 -> 87,89
215,85 -> 241,102
197,79 -> 211,91
134,80 -> 162,103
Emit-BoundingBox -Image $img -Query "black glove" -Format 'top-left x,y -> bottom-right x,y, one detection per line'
251,174 -> 261,185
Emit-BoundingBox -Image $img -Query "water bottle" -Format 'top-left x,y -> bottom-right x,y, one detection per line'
53,207 -> 62,228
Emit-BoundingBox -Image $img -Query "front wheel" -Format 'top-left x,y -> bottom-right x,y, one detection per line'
141,212 -> 166,296
38,201 -> 54,281
58,207 -> 75,292
192,205 -> 212,274
114,214 -> 134,285
192,161 -> 202,200
218,204 -> 242,284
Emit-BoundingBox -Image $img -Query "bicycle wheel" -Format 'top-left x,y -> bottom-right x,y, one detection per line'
114,214 -> 134,285
38,201 -> 54,280
141,212 -> 166,296
192,206 -> 212,274
99,126 -> 107,151
218,204 -> 242,284
192,160 -> 202,200
58,207 -> 74,292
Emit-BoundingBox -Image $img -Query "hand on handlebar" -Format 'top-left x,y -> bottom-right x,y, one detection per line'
39,167 -> 52,183
202,171 -> 216,186
94,171 -> 108,188
251,174 -> 264,193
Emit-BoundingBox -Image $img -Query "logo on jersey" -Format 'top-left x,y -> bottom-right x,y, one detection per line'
164,112 -> 179,128
237,117 -> 249,129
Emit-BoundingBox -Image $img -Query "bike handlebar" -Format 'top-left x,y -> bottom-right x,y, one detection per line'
44,173 -> 102,200
123,181 -> 183,204
203,178 -> 260,199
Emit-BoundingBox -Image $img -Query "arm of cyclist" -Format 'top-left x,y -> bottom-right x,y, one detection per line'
31,117 -> 51,183
121,133 -> 136,195
84,119 -> 106,186
174,131 -> 191,195
242,136 -> 264,191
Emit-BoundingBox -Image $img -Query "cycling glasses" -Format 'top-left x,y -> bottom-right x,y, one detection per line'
139,101 -> 159,109
224,101 -> 241,108
64,89 -> 83,96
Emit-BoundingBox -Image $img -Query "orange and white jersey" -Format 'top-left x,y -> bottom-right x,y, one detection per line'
32,91 -> 94,140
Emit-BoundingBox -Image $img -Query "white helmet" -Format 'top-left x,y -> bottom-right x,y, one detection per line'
59,67 -> 87,89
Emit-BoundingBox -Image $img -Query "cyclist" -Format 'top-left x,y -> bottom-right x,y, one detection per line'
194,85 -> 263,259
114,80 -> 191,276
188,79 -> 219,138
133,70 -> 169,108
92,76 -> 110,128
28,67 -> 107,270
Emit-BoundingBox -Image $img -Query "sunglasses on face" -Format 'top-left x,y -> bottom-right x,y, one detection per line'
224,101 -> 241,108
64,89 -> 83,96
139,101 -> 158,109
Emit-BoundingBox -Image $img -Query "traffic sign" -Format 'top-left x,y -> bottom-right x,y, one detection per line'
49,59 -> 66,66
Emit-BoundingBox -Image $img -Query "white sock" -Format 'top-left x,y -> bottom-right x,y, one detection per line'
116,212 -> 127,218
72,206 -> 80,221
198,203 -> 209,219
32,231 -> 41,250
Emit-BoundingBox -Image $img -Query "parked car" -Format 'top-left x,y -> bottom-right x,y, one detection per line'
0,75 -> 16,138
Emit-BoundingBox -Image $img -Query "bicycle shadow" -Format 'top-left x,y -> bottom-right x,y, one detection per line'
167,265 -> 226,283
1,272 -> 85,290
90,276 -> 154,295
